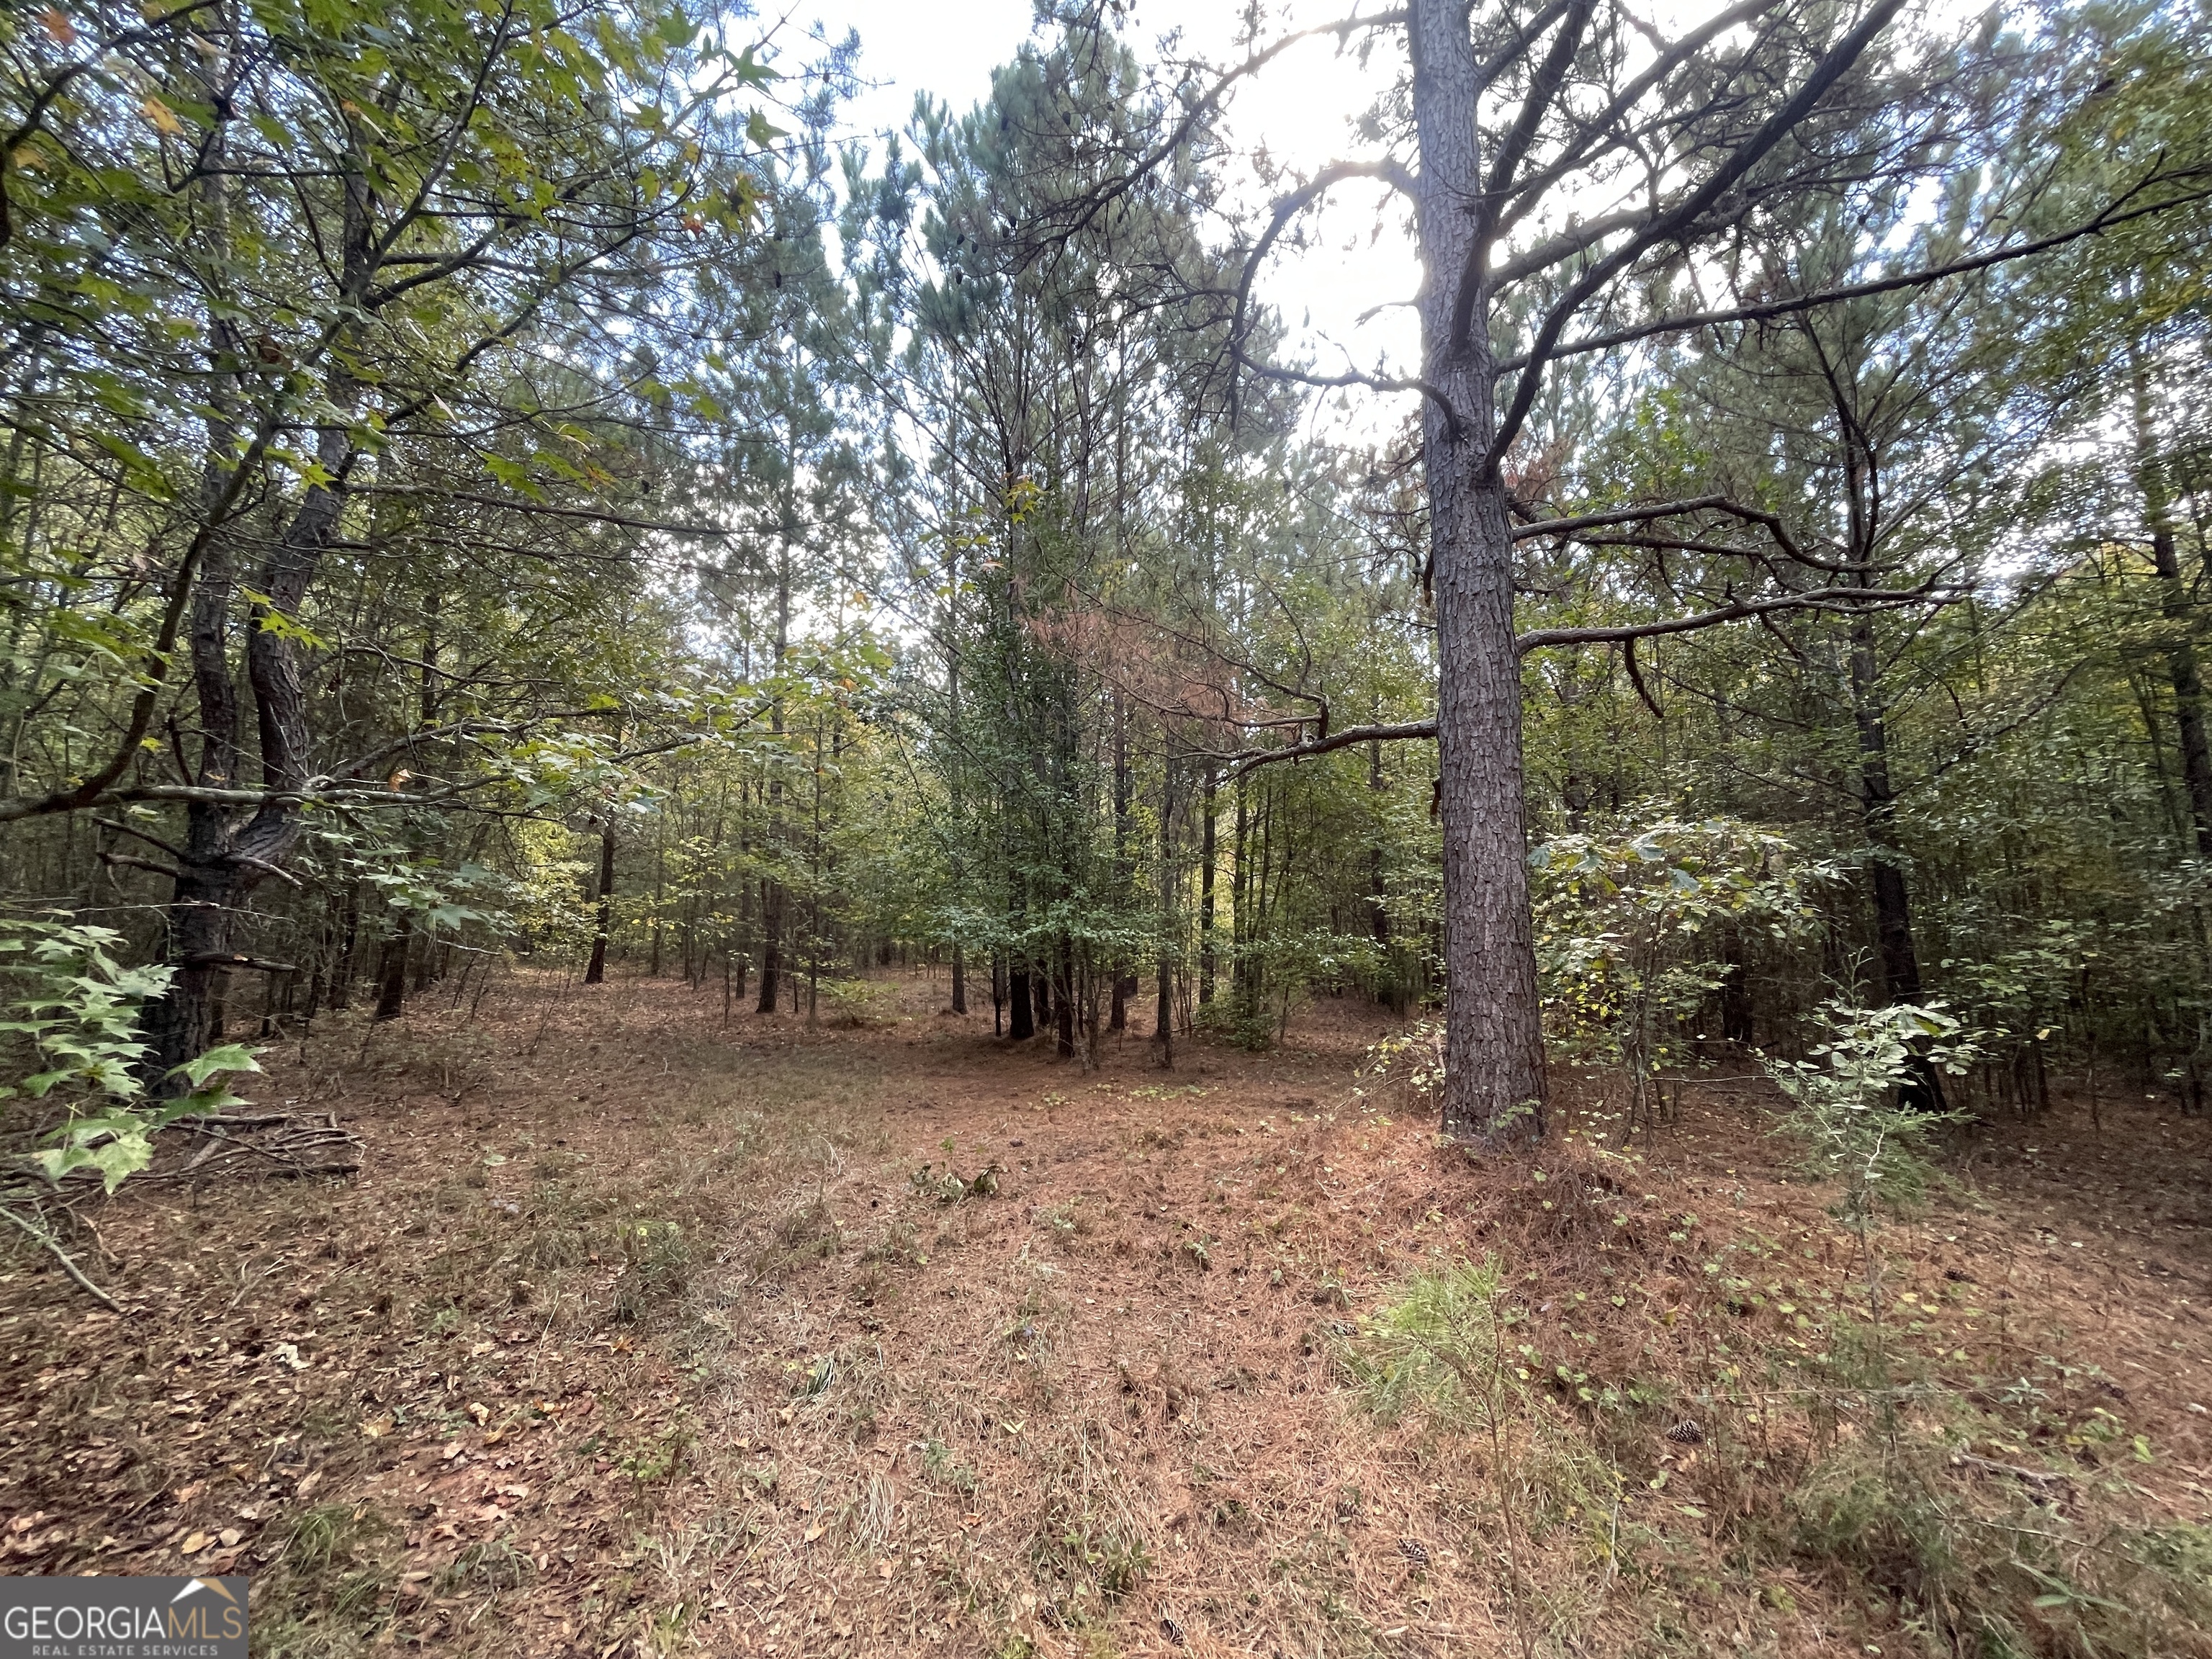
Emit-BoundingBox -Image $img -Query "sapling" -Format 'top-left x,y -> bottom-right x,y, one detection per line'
1763,999 -> 1982,1431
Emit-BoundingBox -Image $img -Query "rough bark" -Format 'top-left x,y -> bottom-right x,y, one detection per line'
145,103 -> 367,1075
1411,0 -> 1547,1141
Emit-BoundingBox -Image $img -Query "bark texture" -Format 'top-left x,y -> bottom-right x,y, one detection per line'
1411,0 -> 1547,1140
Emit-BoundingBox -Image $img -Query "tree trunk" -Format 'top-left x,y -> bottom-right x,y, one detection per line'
372,912 -> 411,1023
755,876 -> 782,1012
1055,941 -> 1076,1061
2130,344 -> 2212,858
1110,689 -> 1130,1030
1197,764 -> 1218,1004
1367,737 -> 1400,1012
146,112 -> 367,1074
1411,0 -> 1547,1140
584,822 -> 616,985
1847,613 -> 1925,1002
1008,961 -> 1034,1040
951,943 -> 967,1015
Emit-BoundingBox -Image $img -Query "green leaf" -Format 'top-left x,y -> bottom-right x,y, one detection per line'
167,1043 -> 264,1088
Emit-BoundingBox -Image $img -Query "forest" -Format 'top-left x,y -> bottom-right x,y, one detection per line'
1,0 -> 2211,1654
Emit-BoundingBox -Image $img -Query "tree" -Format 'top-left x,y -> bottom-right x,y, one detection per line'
1039,0 -> 2211,1136
0,0 -> 801,1063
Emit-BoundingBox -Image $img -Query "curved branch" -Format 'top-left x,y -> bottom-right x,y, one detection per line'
1226,718 -> 1438,775
1039,9 -> 1410,245
1230,159 -> 1419,415
1492,174 -> 2212,376
1510,493 -> 1863,570
1238,352 -> 1467,438
1515,583 -> 1956,654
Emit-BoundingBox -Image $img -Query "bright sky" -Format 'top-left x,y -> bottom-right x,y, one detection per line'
786,0 -> 1426,410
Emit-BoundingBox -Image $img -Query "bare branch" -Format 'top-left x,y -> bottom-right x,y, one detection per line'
1492,174 -> 2212,376
1238,352 -> 1467,436
349,487 -> 734,538
1230,159 -> 1418,419
1489,0 -> 1908,465
1514,584 -> 1956,653
1227,719 -> 1439,775
1039,9 -> 1410,245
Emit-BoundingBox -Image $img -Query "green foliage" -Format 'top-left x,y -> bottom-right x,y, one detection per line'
1533,814 -> 1827,1075
1764,999 -> 1984,1223
1346,1256 -> 1514,1426
0,915 -> 261,1192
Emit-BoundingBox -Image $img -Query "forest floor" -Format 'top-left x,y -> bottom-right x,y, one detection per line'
2,971 -> 2210,1659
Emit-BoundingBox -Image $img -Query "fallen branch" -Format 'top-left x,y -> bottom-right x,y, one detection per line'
0,1202 -> 124,1313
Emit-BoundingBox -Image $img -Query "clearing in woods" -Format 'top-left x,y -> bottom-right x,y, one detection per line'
1,971 -> 2208,1658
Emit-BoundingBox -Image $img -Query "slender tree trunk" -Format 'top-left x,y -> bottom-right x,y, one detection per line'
1198,764 -> 1218,1004
649,810 -> 666,977
328,883 -> 360,1012
1847,614 -> 1924,1004
1367,737 -> 1398,1012
757,467 -> 796,1013
1055,940 -> 1076,1061
2131,344 -> 2212,858
584,822 -> 616,985
1411,0 -> 1546,1138
372,912 -> 412,1023
1154,746 -> 1176,1067
1110,689 -> 1130,1030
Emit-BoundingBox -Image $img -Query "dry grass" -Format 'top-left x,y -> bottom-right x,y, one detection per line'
1,969 -> 2208,1658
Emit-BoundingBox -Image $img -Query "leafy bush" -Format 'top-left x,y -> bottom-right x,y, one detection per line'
1764,998 -> 1982,1223
0,914 -> 261,1191
818,976 -> 899,1028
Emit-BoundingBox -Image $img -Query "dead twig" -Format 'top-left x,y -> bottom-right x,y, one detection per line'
0,1201 -> 125,1313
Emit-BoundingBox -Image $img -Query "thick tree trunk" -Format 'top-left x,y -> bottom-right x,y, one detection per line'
147,114 -> 366,1074
1411,0 -> 1546,1140
584,822 -> 616,985
1008,962 -> 1034,1040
